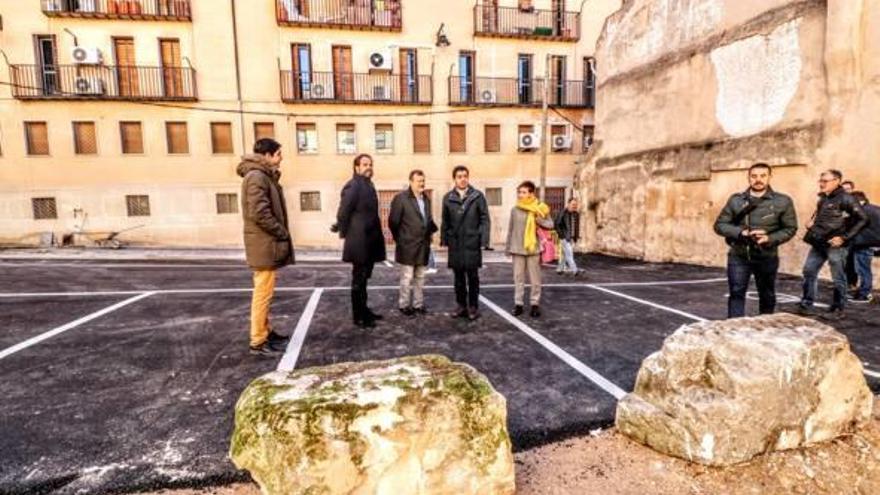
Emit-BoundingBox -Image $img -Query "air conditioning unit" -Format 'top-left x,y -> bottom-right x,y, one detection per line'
368,49 -> 393,71
372,85 -> 390,101
43,1 -> 63,11
552,134 -> 572,150
75,76 -> 105,95
306,83 -> 334,99
71,46 -> 102,65
478,89 -> 497,104
519,132 -> 539,150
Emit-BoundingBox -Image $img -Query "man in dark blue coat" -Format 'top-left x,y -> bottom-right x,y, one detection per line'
337,154 -> 387,328
441,165 -> 491,321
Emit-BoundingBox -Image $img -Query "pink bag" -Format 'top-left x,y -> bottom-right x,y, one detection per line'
538,228 -> 556,264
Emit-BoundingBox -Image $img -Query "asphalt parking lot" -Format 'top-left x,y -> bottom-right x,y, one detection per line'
1,254 -> 877,494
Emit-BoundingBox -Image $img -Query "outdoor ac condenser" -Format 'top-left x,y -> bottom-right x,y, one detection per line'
519,132 -> 539,150
71,47 -> 103,65
75,76 -> 105,95
479,89 -> 497,104
552,134 -> 572,150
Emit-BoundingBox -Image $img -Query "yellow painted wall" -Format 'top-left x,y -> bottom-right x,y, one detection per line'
0,0 -> 621,248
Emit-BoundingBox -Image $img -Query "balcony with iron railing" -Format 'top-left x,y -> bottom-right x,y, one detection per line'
10,64 -> 198,101
281,71 -> 432,105
41,0 -> 192,21
276,0 -> 402,31
448,76 -> 594,108
473,3 -> 580,41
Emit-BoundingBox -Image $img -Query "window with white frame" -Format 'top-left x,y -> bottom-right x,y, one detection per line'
375,123 -> 393,153
336,123 -> 356,154
296,123 -> 318,154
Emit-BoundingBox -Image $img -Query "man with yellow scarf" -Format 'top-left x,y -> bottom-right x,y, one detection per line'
506,181 -> 555,317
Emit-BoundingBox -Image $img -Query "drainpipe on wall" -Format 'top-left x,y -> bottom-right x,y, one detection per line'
230,0 -> 246,154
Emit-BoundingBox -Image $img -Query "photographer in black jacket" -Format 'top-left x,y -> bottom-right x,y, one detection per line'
850,191 -> 880,303
714,163 -> 798,318
798,170 -> 868,318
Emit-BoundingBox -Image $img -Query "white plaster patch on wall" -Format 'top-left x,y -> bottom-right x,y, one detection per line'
711,18 -> 803,137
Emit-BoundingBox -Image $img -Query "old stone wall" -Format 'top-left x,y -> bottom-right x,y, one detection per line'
578,0 -> 880,284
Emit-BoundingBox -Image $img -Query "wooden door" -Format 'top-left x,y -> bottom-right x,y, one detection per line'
114,37 -> 139,97
545,187 -> 566,216
332,45 -> 353,101
291,43 -> 312,99
160,39 -> 183,97
482,0 -> 498,32
399,48 -> 417,103
550,55 -> 566,105
552,0 -> 566,34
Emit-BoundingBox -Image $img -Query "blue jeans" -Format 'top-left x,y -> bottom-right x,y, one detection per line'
557,240 -> 579,273
801,246 -> 849,310
854,247 -> 874,298
727,254 -> 779,318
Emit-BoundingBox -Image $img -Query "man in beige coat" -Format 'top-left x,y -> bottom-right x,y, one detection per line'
506,181 -> 554,318
237,138 -> 294,356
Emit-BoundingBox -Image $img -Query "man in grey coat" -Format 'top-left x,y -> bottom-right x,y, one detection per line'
389,170 -> 438,316
506,181 -> 554,318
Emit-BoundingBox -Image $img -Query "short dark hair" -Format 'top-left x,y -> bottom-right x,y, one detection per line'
517,181 -> 536,193
408,169 -> 425,181
253,138 -> 281,156
842,180 -> 855,188
568,197 -> 579,204
452,165 -> 469,178
748,162 -> 772,174
852,191 -> 869,203
823,169 -> 843,180
352,153 -> 373,171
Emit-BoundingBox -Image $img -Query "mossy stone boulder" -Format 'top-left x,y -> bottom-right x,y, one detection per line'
230,354 -> 515,495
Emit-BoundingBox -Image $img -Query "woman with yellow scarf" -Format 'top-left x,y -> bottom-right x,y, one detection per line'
505,181 -> 555,317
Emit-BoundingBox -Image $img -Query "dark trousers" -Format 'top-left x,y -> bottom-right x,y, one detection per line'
351,262 -> 375,320
854,247 -> 875,298
453,267 -> 480,309
845,248 -> 858,287
801,245 -> 849,310
727,253 -> 779,318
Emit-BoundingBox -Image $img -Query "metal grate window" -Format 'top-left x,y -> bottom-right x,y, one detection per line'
73,121 -> 97,155
126,195 -> 151,217
485,187 -> 503,207
211,122 -> 233,154
120,122 -> 144,154
449,124 -> 466,153
32,197 -> 58,220
300,191 -> 321,212
484,124 -> 500,153
413,124 -> 430,153
216,193 -> 238,214
25,121 -> 49,156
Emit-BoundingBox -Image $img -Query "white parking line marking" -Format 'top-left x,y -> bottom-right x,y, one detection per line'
0,292 -> 156,361
587,284 -> 708,322
479,294 -> 628,400
863,369 -> 880,380
0,263 -> 350,269
277,289 -> 324,372
596,278 -> 727,287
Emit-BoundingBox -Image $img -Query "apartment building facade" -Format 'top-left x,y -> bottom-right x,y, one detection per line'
0,0 -> 620,248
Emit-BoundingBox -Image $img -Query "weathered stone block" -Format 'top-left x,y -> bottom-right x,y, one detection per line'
230,355 -> 515,495
616,314 -> 873,466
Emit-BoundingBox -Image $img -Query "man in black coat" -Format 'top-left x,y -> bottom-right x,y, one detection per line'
850,191 -> 879,302
441,165 -> 491,321
337,154 -> 387,328
799,170 -> 868,319
389,170 -> 438,316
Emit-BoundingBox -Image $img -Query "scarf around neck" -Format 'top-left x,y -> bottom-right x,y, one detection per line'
516,196 -> 550,254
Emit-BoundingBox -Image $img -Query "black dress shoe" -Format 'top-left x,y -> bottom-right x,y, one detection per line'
267,331 -> 290,344
451,307 -> 468,319
366,309 -> 384,320
467,307 -> 480,321
249,342 -> 283,356
512,305 -> 524,316
355,317 -> 376,329
399,307 -> 415,317
530,305 -> 541,318
414,307 -> 428,315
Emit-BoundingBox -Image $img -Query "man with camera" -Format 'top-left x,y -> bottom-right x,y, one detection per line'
714,163 -> 798,318
799,170 -> 868,318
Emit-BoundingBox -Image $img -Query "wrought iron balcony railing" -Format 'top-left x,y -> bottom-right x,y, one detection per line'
276,0 -> 402,31
10,64 -> 198,101
448,76 -> 594,108
41,0 -> 192,21
281,71 -> 432,105
474,3 -> 580,41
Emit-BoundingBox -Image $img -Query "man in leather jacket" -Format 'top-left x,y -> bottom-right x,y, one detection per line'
798,170 -> 868,318
714,163 -> 798,318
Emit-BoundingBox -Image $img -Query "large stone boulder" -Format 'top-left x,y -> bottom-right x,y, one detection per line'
229,355 -> 515,495
616,314 -> 873,466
